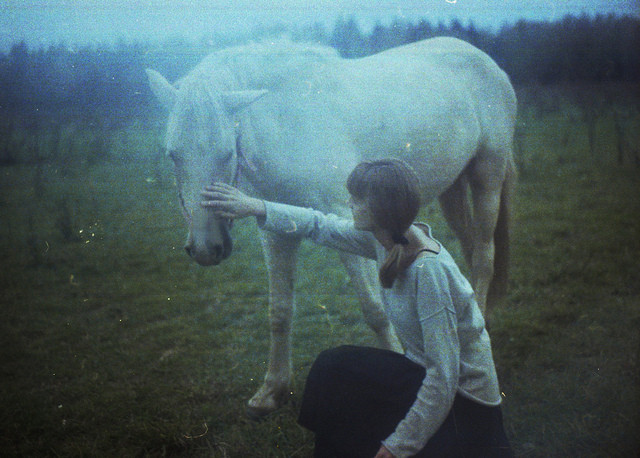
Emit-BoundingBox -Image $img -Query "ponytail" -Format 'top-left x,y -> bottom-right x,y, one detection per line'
379,244 -> 404,288
380,237 -> 422,288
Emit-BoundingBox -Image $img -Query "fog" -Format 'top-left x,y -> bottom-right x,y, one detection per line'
2,0 -> 638,52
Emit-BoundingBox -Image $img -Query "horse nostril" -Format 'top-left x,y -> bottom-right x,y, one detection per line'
184,244 -> 193,257
207,241 -> 223,259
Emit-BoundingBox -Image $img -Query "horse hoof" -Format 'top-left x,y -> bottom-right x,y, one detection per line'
245,387 -> 291,419
245,403 -> 276,421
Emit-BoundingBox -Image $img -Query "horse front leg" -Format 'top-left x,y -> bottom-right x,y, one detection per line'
246,233 -> 300,418
339,252 -> 403,352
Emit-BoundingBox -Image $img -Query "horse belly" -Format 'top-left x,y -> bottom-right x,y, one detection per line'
334,72 -> 480,202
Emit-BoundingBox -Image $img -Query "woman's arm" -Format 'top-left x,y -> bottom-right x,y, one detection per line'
201,183 -> 377,259
382,265 -> 460,457
382,313 -> 459,457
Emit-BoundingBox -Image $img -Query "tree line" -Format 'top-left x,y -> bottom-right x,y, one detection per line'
0,13 -> 638,124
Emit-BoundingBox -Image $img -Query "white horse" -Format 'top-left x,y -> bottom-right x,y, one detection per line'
147,37 -> 517,417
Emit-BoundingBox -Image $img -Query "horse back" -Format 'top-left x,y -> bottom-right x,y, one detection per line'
214,38 -> 516,207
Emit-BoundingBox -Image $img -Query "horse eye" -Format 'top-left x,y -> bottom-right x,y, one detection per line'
220,150 -> 234,163
168,150 -> 184,165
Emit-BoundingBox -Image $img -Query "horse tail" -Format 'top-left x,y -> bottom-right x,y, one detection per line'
488,155 -> 517,301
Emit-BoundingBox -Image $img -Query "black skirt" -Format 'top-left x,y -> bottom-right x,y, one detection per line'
298,345 -> 512,458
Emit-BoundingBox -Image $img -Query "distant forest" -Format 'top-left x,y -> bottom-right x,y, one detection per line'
1,13 -> 638,124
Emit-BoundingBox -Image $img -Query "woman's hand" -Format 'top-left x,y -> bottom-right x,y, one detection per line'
200,183 -> 266,219
374,445 -> 395,458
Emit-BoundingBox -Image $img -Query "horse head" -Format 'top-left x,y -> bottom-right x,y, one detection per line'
146,69 -> 266,266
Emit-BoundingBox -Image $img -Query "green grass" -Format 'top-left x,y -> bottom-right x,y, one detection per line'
1,85 -> 639,456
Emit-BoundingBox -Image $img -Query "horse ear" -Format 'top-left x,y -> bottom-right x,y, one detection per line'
222,90 -> 268,113
146,69 -> 177,110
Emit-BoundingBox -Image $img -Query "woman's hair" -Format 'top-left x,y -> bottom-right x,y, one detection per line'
347,159 -> 421,288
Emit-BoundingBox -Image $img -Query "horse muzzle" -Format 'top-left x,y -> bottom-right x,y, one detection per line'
184,222 -> 233,266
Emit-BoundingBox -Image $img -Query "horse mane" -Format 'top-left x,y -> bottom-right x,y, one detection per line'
169,39 -> 337,150
185,38 -> 340,91
168,75 -> 232,153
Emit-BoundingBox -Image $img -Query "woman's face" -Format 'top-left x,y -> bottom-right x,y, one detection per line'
348,195 -> 376,231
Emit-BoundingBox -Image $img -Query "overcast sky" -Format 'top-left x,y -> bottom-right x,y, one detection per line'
1,0 -> 639,52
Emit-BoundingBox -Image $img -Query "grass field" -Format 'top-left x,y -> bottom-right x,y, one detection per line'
1,85 -> 639,457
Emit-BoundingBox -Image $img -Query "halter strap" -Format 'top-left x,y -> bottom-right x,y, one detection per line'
416,247 -> 440,256
225,122 -> 258,229
231,121 -> 257,188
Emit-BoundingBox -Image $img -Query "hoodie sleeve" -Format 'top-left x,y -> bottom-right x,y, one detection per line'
382,261 -> 460,457
258,201 -> 378,259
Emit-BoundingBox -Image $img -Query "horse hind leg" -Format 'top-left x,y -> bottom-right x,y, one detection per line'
247,233 -> 301,418
339,252 -> 403,352
439,170 -> 474,266
468,154 -> 512,316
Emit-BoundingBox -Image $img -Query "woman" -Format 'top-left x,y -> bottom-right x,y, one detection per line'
201,159 -> 512,457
